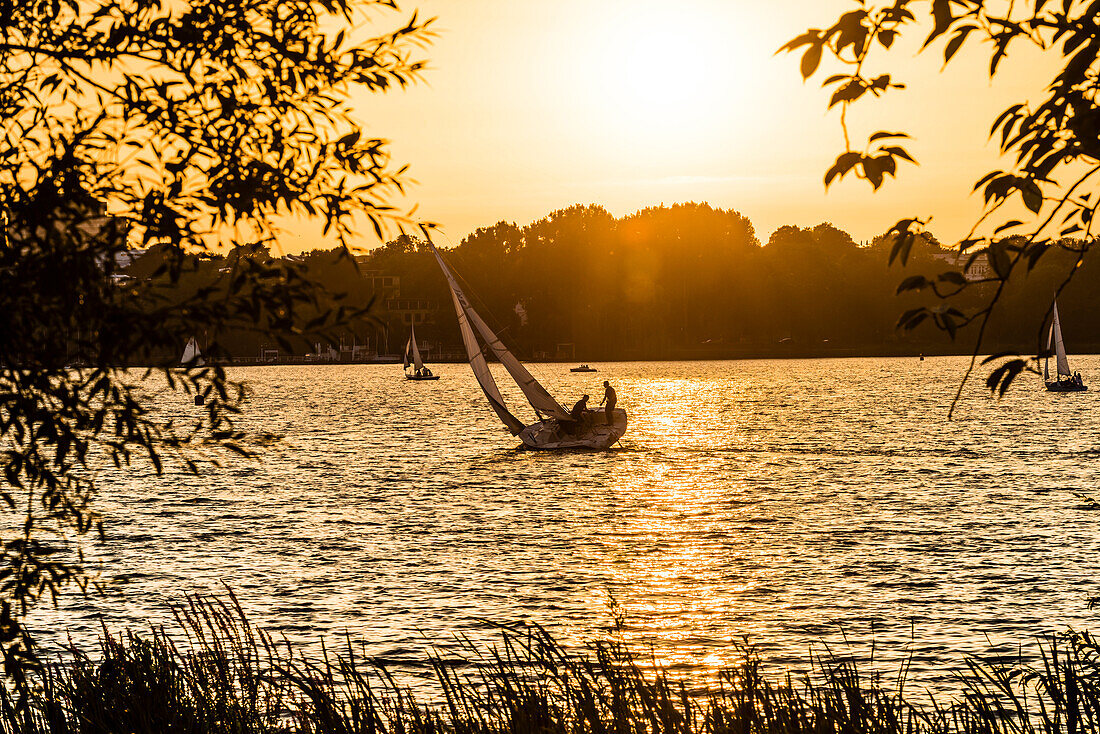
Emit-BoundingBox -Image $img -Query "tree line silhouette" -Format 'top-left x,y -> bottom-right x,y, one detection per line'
127,202 -> 1100,363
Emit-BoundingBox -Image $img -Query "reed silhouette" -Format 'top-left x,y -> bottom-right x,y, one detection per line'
4,591 -> 1100,734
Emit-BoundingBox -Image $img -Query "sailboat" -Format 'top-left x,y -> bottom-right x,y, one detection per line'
180,336 -> 203,366
1045,300 -> 1086,392
429,242 -> 627,449
403,323 -> 439,380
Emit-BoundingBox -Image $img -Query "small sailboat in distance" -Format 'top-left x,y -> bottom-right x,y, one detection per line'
428,241 -> 627,449
180,336 -> 203,366
1045,300 -> 1086,392
404,322 -> 439,380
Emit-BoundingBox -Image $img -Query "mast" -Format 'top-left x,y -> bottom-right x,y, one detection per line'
1044,333 -> 1050,381
1045,311 -> 1052,381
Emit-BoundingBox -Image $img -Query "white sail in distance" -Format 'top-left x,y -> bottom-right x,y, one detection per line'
409,322 -> 425,371
181,337 -> 202,365
1051,301 -> 1071,377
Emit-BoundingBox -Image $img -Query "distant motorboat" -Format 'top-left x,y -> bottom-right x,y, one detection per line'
403,323 -> 439,380
429,242 -> 626,449
1045,300 -> 1086,392
570,364 -> 597,372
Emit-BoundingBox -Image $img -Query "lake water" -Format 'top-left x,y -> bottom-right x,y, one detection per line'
27,357 -> 1100,694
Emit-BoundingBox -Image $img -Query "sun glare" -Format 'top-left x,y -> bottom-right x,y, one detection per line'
598,14 -> 713,112
575,2 -> 749,153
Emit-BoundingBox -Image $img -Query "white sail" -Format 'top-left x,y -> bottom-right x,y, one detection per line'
447,286 -> 525,434
1051,301 -> 1072,377
181,337 -> 202,365
430,244 -> 559,432
428,246 -> 570,421
407,323 -> 425,371
462,304 -> 571,420
428,239 -> 629,449
402,337 -> 413,370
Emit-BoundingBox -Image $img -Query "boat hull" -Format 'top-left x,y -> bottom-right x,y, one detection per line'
519,409 -> 627,450
1046,380 -> 1087,392
405,374 -> 440,381
570,367 -> 597,372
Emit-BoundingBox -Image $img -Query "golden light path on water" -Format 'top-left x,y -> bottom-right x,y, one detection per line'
25,358 -> 1100,694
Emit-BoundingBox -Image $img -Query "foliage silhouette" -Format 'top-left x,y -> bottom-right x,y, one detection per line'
785,1 -> 1100,405
0,0 -> 432,691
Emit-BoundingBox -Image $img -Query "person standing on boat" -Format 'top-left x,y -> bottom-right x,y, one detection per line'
600,380 -> 617,425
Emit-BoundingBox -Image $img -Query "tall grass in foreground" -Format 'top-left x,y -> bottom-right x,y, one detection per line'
3,593 -> 1100,733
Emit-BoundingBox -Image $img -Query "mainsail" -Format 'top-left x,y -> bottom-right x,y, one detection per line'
447,285 -> 526,434
1048,301 -> 1072,379
462,303 -> 571,420
429,242 -> 569,430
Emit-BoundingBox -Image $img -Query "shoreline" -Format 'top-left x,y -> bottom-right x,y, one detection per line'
180,348 -> 1078,367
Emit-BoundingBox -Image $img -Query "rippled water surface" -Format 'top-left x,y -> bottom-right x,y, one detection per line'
29,358 -> 1100,690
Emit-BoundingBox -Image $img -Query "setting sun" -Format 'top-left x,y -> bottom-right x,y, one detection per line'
581,3 -> 743,139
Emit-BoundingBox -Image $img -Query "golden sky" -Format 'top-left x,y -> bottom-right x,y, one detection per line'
280,0 -> 1058,253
